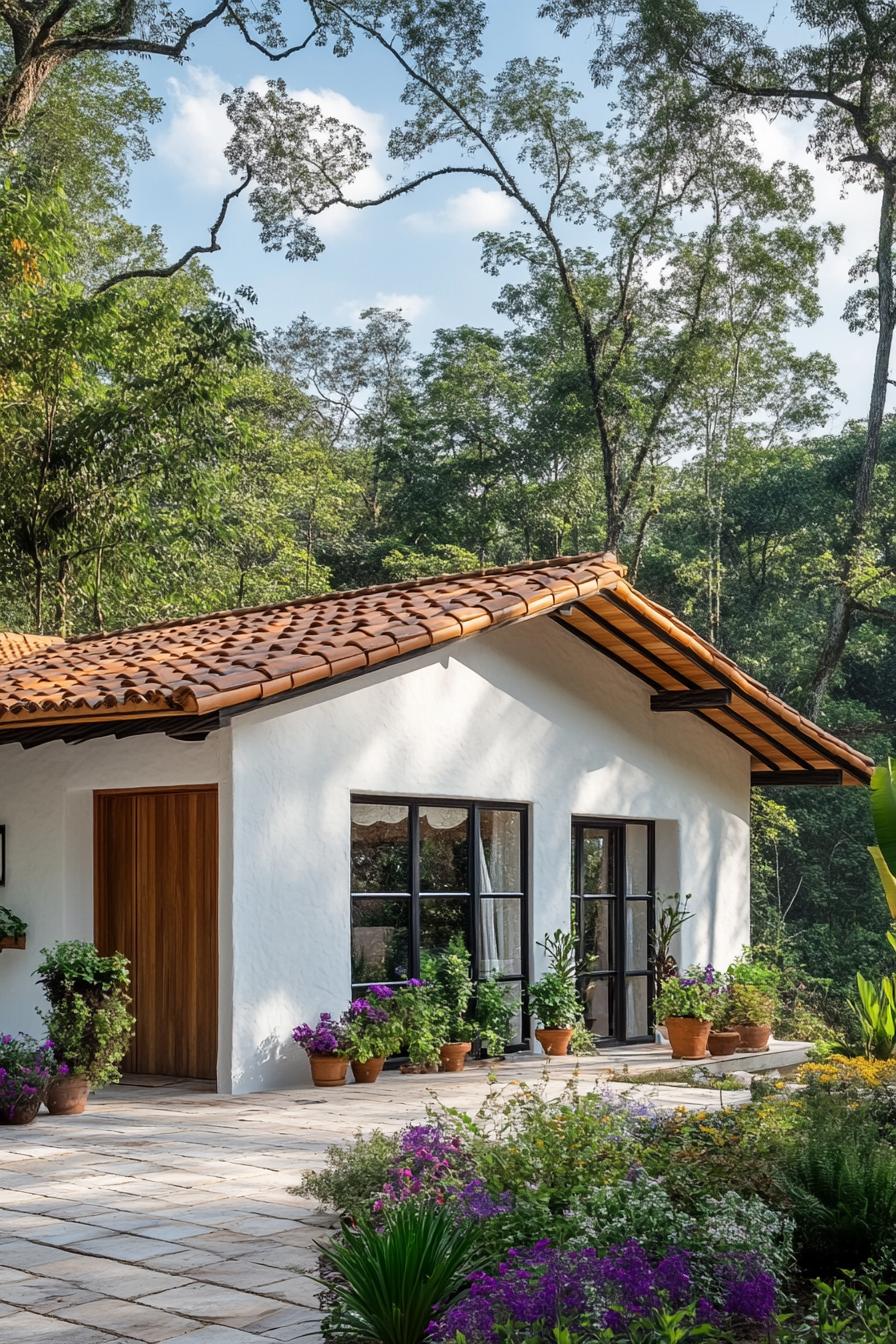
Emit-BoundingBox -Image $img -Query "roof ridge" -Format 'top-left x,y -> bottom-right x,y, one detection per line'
61,552 -> 623,648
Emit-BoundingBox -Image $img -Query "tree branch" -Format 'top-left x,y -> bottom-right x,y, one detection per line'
92,171 -> 252,296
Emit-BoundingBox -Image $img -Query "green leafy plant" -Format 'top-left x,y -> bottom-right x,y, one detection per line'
292,1128 -> 401,1221
472,974 -> 513,1057
853,971 -> 896,1061
778,1099 -> 896,1271
778,1266 -> 896,1341
395,979 -> 447,1068
869,759 -> 896,947
34,941 -> 135,1089
528,929 -> 581,1030
654,892 -> 693,993
319,1200 -> 485,1344
422,935 -> 474,1043
724,982 -> 777,1028
654,977 -> 714,1023
0,906 -> 26,941
340,990 -> 403,1063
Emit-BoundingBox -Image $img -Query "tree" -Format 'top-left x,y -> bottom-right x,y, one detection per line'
545,0 -> 896,708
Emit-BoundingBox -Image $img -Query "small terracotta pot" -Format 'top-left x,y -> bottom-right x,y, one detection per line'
350,1056 -> 385,1084
439,1042 -> 471,1073
46,1074 -> 89,1115
535,1027 -> 574,1057
735,1024 -> 772,1052
308,1055 -> 348,1087
707,1030 -> 740,1058
665,1016 -> 711,1060
1,1097 -> 41,1125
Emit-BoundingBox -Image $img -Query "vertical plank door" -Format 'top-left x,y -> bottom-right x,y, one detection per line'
94,786 -> 218,1081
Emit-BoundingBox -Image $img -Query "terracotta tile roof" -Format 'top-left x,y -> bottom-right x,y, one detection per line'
0,554 -> 873,784
0,631 -> 63,665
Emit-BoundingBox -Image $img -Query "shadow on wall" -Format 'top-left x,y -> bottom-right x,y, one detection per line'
232,1031 -> 301,1094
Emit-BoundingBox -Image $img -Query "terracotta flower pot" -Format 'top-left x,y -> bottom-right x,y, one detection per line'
665,1016 -> 711,1060
308,1055 -> 348,1087
46,1074 -> 89,1115
439,1042 -> 471,1073
735,1024 -> 772,1052
350,1056 -> 385,1084
1,1097 -> 41,1125
707,1030 -> 740,1058
535,1027 -> 574,1057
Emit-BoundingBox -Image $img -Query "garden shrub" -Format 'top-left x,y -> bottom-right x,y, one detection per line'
777,1096 -> 896,1270
294,1128 -> 401,1220
778,1265 -> 896,1341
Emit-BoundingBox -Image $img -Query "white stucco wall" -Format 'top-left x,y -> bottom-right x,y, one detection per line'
228,617 -> 750,1093
0,732 -> 224,1058
0,615 -> 751,1095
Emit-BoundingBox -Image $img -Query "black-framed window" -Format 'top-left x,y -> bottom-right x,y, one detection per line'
351,797 -> 529,1048
570,819 -> 655,1044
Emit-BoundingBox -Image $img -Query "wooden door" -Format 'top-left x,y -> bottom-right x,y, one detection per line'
94,786 -> 218,1080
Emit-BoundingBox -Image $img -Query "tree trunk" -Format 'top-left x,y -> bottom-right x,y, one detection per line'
0,50 -> 68,131
809,167 -> 895,717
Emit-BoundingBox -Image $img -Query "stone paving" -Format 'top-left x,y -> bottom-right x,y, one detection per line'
0,1056 -> 752,1344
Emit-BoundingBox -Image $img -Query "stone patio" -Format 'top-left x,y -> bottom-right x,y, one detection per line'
0,1050 -> 798,1344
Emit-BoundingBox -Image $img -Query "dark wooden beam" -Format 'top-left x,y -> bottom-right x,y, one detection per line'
751,770 -> 843,788
651,689 -> 732,712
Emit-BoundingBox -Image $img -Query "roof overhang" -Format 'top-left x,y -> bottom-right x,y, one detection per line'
0,557 -> 873,786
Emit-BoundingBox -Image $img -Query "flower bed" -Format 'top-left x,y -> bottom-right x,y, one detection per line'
297,1071 -> 896,1341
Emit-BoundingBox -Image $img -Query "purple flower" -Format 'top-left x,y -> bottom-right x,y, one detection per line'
292,1013 -> 346,1057
368,984 -> 395,1000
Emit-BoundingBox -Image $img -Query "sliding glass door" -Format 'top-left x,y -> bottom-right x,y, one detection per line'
570,819 -> 654,1043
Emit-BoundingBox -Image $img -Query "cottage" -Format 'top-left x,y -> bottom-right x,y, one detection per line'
0,554 -> 871,1093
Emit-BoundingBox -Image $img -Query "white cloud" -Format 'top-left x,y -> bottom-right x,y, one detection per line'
156,72 -> 387,235
405,185 -> 517,234
341,291 -> 432,324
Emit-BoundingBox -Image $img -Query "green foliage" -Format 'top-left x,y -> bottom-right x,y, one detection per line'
654,979 -> 714,1023
778,1099 -> 896,1272
654,893 -> 693,991
722,983 -> 777,1029
395,981 -> 447,1068
472,975 -> 513,1057
853,972 -> 896,1061
0,906 -> 26,940
422,935 -> 474,1043
778,1266 -> 896,1342
319,1200 -> 485,1344
35,941 -> 134,1088
292,1128 -> 401,1222
528,929 -> 581,1029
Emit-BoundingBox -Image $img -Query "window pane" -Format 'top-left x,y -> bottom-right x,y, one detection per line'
479,897 -> 522,976
351,804 -> 409,892
504,982 -> 524,1047
420,896 -> 468,962
625,900 -> 649,971
583,828 -> 614,894
351,898 -> 410,983
625,824 -> 649,896
581,976 -> 615,1038
420,806 -> 469,891
582,898 -> 614,972
626,976 -> 649,1039
479,810 -> 522,892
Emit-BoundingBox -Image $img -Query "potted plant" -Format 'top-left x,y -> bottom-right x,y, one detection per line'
727,983 -> 777,1051
341,987 -> 402,1083
35,941 -> 135,1115
424,936 -> 475,1072
395,979 -> 447,1073
654,967 -> 716,1059
528,929 -> 581,1057
293,1012 -> 349,1086
707,983 -> 740,1056
473,974 -> 513,1060
0,906 -> 27,951
0,1034 -> 59,1124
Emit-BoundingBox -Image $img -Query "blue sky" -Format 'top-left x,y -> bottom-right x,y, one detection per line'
127,2 -> 877,424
